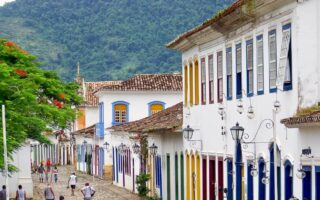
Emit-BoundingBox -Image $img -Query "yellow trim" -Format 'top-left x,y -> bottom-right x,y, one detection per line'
189,63 -> 194,106
196,154 -> 201,200
184,65 -> 188,106
191,154 -> 195,200
194,60 -> 199,105
186,153 -> 190,200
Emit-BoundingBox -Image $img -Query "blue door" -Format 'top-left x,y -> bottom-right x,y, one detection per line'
316,166 -> 320,200
227,159 -> 233,200
284,160 -> 293,200
247,161 -> 254,200
258,158 -> 266,200
302,166 -> 311,200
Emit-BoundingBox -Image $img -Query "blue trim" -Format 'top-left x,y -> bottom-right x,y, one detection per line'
112,101 -> 130,126
256,34 -> 264,95
112,147 -> 115,181
226,47 -> 233,100
227,159 -> 233,200
246,39 -> 254,97
284,160 -> 293,200
257,90 -> 264,95
235,142 -> 242,200
116,148 -> 119,183
148,101 -> 166,116
269,29 -> 277,93
247,161 -> 254,200
258,158 -> 266,200
97,102 -> 105,139
236,43 -> 242,99
302,166 -> 312,200
269,146 -> 275,200
315,166 -> 320,200
283,23 -> 291,30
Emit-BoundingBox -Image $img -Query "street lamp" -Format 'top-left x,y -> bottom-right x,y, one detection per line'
103,142 -> 110,151
118,143 -> 127,155
83,140 -> 87,146
218,103 -> 225,120
237,99 -> 244,114
247,105 -> 255,119
149,143 -> 158,156
183,125 -> 194,140
230,122 -> 245,142
132,143 -> 140,154
296,164 -> 306,179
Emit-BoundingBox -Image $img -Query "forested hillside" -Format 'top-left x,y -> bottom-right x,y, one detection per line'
0,0 -> 234,81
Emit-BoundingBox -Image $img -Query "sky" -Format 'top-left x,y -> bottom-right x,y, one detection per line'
0,0 -> 15,6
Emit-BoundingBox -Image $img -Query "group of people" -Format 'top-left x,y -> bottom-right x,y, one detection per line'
0,185 -> 26,200
35,159 -> 59,184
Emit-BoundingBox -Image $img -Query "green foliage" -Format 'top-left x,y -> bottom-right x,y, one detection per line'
295,104 -> 320,117
0,0 -> 234,81
136,173 -> 150,197
0,39 -> 82,170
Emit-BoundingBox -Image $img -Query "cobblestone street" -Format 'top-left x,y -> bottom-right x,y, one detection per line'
32,165 -> 139,200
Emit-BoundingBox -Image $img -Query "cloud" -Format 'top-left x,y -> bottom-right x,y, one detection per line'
0,0 -> 15,6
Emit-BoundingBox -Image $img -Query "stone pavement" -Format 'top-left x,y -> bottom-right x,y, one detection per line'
32,165 -> 140,200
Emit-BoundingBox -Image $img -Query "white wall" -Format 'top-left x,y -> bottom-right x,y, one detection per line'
85,107 -> 99,127
181,1 -> 320,199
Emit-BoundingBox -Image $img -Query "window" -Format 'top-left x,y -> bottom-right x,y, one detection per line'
269,29 -> 277,93
208,55 -> 214,103
189,62 -> 194,106
236,43 -> 242,98
112,101 -> 129,125
226,47 -> 233,100
184,65 -> 188,106
278,23 -> 292,91
217,51 -> 223,102
246,39 -> 254,96
256,35 -> 264,94
148,101 -> 165,116
195,60 -> 200,105
201,58 -> 207,104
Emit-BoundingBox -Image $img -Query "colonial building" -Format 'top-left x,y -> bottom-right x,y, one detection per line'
168,0 -> 320,199
108,102 -> 183,200
94,73 -> 182,179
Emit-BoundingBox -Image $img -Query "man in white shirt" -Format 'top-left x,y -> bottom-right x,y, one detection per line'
68,172 -> 77,196
81,183 -> 95,200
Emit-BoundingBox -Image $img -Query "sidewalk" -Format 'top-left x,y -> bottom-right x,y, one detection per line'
32,165 -> 140,200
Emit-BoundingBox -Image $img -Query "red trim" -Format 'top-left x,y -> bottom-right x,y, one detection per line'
201,58 -> 207,105
217,51 -> 223,103
208,55 -> 214,104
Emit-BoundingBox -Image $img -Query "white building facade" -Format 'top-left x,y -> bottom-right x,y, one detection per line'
168,0 -> 320,200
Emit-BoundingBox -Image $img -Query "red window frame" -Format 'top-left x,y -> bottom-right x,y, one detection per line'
201,58 -> 206,105
217,51 -> 223,103
208,55 -> 214,104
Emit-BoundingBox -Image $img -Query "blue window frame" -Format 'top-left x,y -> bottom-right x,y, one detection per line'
259,157 -> 266,200
302,166 -> 312,200
269,143 -> 281,200
112,101 -> 129,125
226,47 -> 233,100
148,101 -> 165,116
284,160 -> 293,200
227,158 -> 233,200
236,43 -> 242,99
256,35 -> 264,95
269,29 -> 277,93
282,23 -> 292,91
247,161 -> 254,200
246,39 -> 254,97
316,166 -> 320,200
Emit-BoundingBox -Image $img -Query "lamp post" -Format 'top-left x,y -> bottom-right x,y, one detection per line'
229,122 -> 245,200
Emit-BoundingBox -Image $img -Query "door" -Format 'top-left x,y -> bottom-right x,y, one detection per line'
191,154 -> 195,200
227,159 -> 233,200
316,166 -> 320,200
302,166 -> 311,200
175,154 -> 179,200
218,158 -> 224,200
209,158 -> 215,200
167,154 -> 171,200
203,156 -> 207,200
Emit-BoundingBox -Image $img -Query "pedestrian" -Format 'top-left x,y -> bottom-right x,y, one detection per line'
81,183 -> 95,200
53,166 -> 59,183
38,164 -> 45,183
0,185 -> 7,200
68,172 -> 77,196
15,185 -> 26,200
44,184 -> 55,200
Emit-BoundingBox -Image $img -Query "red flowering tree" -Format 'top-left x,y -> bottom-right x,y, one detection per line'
0,39 -> 82,171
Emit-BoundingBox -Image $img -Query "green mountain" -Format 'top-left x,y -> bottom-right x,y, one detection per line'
0,0 -> 233,81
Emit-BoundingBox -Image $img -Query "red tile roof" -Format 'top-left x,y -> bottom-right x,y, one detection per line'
166,0 -> 244,49
95,74 -> 182,93
281,111 -> 320,128
84,81 -> 122,106
72,124 -> 95,137
109,102 -> 183,133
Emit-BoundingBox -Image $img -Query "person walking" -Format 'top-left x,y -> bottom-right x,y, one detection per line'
38,164 -> 45,183
15,185 -> 26,200
53,166 -> 59,183
68,172 -> 77,196
44,184 -> 55,200
81,183 -> 95,200
0,185 -> 7,200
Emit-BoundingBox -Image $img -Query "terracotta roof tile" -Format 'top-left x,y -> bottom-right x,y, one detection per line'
72,124 -> 95,137
96,74 -> 182,92
84,81 -> 122,106
109,102 -> 183,133
281,111 -> 320,128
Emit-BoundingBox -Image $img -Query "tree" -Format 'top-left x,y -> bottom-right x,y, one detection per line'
0,39 -> 82,171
